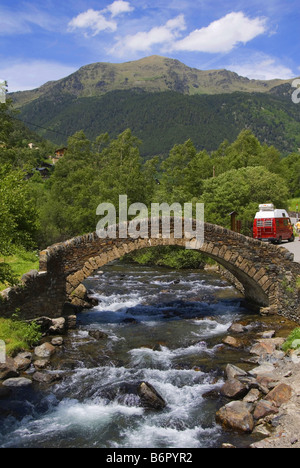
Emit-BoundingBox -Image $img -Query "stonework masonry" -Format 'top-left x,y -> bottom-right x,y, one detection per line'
0,220 -> 299,322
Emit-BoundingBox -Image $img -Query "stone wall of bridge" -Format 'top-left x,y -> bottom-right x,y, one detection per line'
0,220 -> 299,322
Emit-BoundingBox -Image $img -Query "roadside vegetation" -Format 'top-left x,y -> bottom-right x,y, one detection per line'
288,198 -> 300,213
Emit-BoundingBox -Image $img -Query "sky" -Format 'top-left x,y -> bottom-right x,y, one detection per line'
0,0 -> 299,92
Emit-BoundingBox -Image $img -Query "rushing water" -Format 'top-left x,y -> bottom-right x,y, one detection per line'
0,263 -> 268,448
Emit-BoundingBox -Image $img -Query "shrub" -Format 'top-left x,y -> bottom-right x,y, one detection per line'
282,328 -> 300,353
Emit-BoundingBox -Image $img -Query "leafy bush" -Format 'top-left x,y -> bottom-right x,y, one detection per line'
0,317 -> 42,356
282,328 -> 300,353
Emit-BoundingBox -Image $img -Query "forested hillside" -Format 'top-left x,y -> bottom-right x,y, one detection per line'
9,55 -> 300,158
17,90 -> 300,157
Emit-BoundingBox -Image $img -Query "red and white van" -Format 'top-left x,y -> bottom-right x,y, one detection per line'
253,204 -> 294,244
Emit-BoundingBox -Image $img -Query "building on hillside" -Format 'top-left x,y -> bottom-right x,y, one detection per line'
28,142 -> 39,150
52,147 -> 68,164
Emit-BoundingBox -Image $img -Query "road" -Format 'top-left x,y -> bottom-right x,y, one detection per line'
283,238 -> 300,263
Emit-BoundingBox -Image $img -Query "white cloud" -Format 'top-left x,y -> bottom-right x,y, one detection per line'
68,9 -> 117,37
228,54 -> 295,80
173,12 -> 267,53
106,1 -> 134,18
111,15 -> 186,55
1,61 -> 77,92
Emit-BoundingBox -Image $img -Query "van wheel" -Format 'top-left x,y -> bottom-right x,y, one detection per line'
288,235 -> 294,243
277,237 -> 282,244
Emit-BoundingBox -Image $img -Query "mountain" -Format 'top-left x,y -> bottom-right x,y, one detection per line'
10,55 -> 295,107
9,56 -> 300,157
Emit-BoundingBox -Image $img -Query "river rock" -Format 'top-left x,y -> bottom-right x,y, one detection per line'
0,358 -> 19,381
49,318 -> 66,335
137,381 -> 166,410
34,359 -> 50,370
252,424 -> 272,437
216,401 -> 254,433
228,323 -> 246,334
255,375 -> 279,394
14,352 -> 32,372
88,330 -> 108,340
249,363 -> 275,377
225,364 -> 247,380
2,377 -> 32,388
34,342 -> 56,358
51,337 -> 64,346
265,383 -> 292,408
243,388 -> 261,403
32,372 -> 62,384
253,400 -> 279,420
250,341 -> 276,356
222,336 -> 242,348
258,330 -> 276,339
220,379 -> 248,400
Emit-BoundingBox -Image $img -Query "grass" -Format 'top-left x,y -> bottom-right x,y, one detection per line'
0,249 -> 39,292
0,316 -> 42,357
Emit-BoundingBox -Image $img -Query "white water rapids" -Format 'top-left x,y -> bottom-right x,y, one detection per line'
0,263 -> 261,448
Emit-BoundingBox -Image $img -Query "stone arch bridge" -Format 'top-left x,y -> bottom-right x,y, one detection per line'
0,219 -> 299,322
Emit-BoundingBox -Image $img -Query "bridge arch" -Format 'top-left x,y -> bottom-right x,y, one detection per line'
0,220 -> 299,322
40,220 -> 299,320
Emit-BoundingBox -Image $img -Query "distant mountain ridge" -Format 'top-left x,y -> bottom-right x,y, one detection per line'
8,56 -> 300,157
10,55 -> 296,108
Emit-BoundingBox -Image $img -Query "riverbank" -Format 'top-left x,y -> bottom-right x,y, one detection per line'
215,322 -> 300,448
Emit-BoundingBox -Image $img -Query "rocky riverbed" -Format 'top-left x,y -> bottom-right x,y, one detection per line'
215,332 -> 300,448
0,264 -> 299,448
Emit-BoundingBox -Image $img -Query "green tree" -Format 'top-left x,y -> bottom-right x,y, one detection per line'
154,140 -> 197,203
201,166 -> 289,230
280,152 -> 300,197
0,165 -> 39,284
211,130 -> 281,176
38,129 -> 152,244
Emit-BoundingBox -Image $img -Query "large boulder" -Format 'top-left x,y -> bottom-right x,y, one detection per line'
225,364 -> 247,380
253,400 -> 279,420
13,352 -> 32,372
220,379 -> 248,400
49,318 -> 66,335
216,401 -> 254,433
34,342 -> 56,359
2,377 -> 32,388
137,382 -> 166,410
265,383 -> 292,408
0,358 -> 19,381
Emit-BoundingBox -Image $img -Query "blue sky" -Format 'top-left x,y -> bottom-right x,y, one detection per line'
0,0 -> 299,91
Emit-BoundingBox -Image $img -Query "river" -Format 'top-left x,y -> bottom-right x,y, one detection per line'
0,262 -> 272,448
